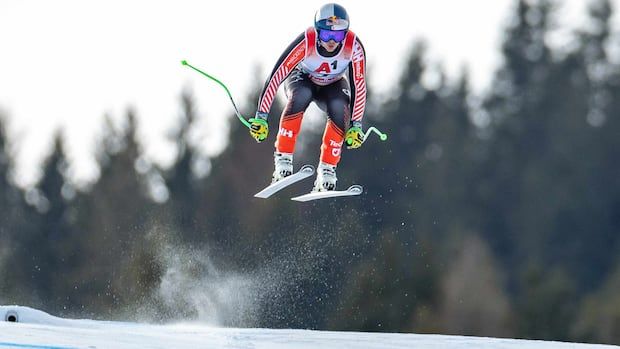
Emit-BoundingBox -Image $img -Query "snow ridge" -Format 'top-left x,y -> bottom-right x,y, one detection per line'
1,306 -> 618,349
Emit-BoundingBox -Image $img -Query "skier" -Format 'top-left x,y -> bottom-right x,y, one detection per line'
250,3 -> 367,192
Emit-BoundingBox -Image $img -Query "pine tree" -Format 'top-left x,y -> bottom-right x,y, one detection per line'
0,116 -> 35,303
480,0 -> 556,270
439,234 -> 514,336
516,264 -> 578,341
71,110 -> 157,317
327,231 -> 440,333
530,0 -> 620,292
574,260 -> 620,344
30,132 -> 77,312
163,88 -> 206,244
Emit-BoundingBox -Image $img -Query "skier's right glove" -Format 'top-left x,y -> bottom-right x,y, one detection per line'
249,112 -> 269,143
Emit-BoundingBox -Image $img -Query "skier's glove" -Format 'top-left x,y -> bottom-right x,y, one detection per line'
249,112 -> 269,143
345,122 -> 364,149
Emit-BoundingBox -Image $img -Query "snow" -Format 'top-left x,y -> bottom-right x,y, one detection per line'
0,306 -> 618,349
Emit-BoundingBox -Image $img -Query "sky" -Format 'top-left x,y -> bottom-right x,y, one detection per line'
0,0 -> 607,187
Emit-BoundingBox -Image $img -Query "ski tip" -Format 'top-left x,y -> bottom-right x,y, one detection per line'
299,165 -> 315,175
348,185 -> 364,195
181,60 -> 188,66
254,165 -> 316,199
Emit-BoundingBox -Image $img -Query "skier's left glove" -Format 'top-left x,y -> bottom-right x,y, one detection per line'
345,122 -> 364,149
249,112 -> 269,143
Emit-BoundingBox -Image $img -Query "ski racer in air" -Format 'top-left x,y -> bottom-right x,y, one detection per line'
249,3 -> 367,192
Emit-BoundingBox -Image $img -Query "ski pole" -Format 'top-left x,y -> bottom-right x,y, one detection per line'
181,60 -> 251,129
364,126 -> 388,143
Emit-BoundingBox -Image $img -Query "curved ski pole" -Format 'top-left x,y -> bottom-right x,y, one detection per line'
181,60 -> 251,129
364,127 -> 388,142
359,126 -> 388,147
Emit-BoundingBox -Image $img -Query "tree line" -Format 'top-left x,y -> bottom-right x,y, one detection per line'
1,0 -> 619,344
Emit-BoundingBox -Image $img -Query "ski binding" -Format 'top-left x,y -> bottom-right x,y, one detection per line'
254,165 -> 315,198
291,185 -> 364,202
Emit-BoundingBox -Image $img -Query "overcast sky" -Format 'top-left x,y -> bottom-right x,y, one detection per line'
0,0 -> 608,187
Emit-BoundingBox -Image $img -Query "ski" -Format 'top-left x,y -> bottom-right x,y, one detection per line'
254,165 -> 315,198
291,185 -> 363,202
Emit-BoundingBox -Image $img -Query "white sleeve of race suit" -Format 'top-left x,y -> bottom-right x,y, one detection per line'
349,38 -> 367,124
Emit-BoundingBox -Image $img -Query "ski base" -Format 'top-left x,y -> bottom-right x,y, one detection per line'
291,185 -> 364,202
254,165 -> 315,198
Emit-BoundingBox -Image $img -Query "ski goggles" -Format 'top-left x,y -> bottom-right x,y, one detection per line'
318,29 -> 347,43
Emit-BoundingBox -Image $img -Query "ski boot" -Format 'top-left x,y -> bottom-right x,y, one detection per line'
313,162 -> 337,192
272,152 -> 293,183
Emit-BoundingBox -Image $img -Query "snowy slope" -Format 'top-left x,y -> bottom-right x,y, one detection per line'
0,306 -> 617,349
